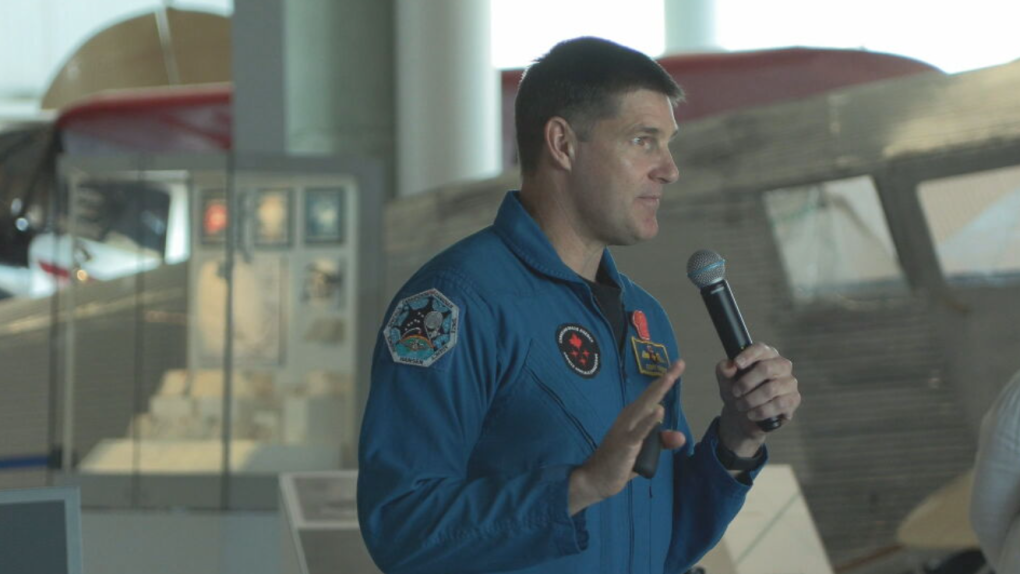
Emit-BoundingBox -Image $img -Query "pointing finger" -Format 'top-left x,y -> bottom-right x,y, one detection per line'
638,360 -> 684,408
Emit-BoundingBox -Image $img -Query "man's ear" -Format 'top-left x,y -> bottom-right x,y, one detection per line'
544,116 -> 577,171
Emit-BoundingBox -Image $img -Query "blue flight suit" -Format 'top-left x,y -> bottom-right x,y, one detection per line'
358,191 -> 765,574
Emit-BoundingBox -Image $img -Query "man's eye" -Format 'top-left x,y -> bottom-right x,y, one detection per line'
633,137 -> 657,149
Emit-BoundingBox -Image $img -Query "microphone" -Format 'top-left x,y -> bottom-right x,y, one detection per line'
633,421 -> 664,479
686,249 -> 782,433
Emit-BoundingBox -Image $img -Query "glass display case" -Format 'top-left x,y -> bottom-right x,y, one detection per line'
51,153 -> 383,509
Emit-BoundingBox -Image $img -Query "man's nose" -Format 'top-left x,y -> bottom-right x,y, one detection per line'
654,150 -> 680,185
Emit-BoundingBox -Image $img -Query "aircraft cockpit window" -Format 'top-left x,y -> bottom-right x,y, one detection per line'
763,175 -> 908,304
72,181 -> 171,256
917,165 -> 1020,286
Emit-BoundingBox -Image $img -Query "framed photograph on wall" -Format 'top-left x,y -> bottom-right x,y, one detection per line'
304,187 -> 346,245
301,258 -> 346,309
200,189 -> 228,245
254,188 -> 293,248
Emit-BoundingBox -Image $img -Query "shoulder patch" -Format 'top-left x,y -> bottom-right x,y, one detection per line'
385,288 -> 460,367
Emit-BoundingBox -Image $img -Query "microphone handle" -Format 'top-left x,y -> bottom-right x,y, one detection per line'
702,281 -> 782,432
633,421 -> 663,478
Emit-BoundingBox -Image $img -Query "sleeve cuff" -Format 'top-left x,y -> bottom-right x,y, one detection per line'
571,509 -> 590,551
704,418 -> 769,487
539,464 -> 590,554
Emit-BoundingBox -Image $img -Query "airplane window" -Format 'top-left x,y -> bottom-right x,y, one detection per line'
763,175 -> 907,304
917,166 -> 1020,286
73,181 -> 171,255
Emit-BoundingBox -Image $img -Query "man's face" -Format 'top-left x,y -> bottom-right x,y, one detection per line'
567,89 -> 680,246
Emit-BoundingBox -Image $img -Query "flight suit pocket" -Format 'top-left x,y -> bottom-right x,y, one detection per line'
521,340 -> 621,572
522,340 -> 602,456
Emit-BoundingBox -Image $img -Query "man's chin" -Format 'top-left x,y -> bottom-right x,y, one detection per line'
637,221 -> 660,242
615,226 -> 659,246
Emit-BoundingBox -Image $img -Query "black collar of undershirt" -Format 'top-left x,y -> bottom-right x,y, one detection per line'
582,263 -> 626,351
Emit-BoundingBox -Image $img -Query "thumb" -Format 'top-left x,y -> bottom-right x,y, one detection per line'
660,430 -> 686,450
717,359 -> 739,379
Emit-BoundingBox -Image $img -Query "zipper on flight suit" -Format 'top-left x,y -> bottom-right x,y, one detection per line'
584,284 -> 636,573
618,348 -> 636,574
606,299 -> 635,574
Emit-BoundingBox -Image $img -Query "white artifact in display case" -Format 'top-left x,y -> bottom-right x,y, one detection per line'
79,368 -> 353,473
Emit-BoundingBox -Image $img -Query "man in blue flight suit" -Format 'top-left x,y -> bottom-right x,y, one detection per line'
358,36 -> 802,574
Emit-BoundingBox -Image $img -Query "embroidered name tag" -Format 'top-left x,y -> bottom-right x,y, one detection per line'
385,288 -> 459,367
631,337 -> 670,377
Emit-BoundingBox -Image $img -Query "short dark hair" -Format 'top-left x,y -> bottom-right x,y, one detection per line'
514,36 -> 684,174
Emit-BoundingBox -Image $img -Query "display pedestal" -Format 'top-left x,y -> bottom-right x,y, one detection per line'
279,471 -> 380,574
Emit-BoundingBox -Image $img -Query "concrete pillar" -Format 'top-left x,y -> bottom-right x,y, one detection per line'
285,0 -> 395,163
396,0 -> 500,197
232,0 -> 396,165
231,0 -> 287,154
663,0 -> 719,55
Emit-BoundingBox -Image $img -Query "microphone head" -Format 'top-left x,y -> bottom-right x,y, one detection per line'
686,249 -> 726,289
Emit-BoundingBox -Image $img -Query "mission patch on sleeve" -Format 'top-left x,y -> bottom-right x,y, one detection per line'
385,288 -> 460,367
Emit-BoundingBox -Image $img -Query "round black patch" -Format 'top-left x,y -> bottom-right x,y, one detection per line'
556,324 -> 601,378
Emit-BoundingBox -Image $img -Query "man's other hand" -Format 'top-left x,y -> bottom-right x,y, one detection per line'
716,342 -> 800,456
568,360 -> 687,515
